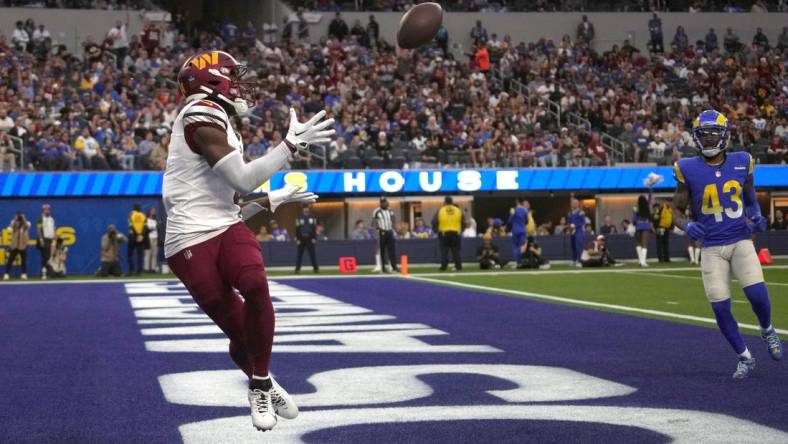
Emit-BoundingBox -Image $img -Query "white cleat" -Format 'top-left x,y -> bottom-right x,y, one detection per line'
248,387 -> 277,431
2,273 -> 9,281
270,377 -> 299,419
21,273 -> 28,280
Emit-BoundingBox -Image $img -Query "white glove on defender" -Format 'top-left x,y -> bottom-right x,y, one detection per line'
284,108 -> 335,156
269,183 -> 318,212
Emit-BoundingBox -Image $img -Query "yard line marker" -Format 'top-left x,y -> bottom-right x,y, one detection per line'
666,301 -> 679,305
408,275 -> 788,336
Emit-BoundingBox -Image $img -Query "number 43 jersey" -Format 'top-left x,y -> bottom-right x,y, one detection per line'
674,151 -> 754,248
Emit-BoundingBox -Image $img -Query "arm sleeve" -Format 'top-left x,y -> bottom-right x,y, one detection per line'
212,145 -> 290,195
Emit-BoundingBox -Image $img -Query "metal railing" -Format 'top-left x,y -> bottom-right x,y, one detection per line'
564,112 -> 591,133
601,132 -> 628,164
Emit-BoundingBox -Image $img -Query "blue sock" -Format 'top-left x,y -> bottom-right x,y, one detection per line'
711,299 -> 747,354
743,282 -> 771,330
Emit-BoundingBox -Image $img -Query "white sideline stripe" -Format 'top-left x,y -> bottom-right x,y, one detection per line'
627,271 -> 788,287
0,264 -> 786,286
408,275 -> 788,336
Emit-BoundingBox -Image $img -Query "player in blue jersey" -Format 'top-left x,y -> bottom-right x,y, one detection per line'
508,197 -> 529,265
672,109 -> 783,379
568,194 -> 587,268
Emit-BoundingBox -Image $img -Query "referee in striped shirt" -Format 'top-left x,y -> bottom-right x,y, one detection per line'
372,197 -> 398,273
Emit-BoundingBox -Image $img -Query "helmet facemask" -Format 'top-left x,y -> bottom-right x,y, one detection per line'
693,125 -> 727,158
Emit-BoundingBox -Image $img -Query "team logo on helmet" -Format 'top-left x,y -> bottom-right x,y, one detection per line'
692,109 -> 729,158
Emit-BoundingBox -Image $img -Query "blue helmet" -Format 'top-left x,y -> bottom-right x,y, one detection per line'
692,109 -> 729,158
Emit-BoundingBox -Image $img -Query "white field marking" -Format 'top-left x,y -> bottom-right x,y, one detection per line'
1,264 -> 787,286
408,275 -> 788,336
734,300 -> 748,304
666,301 -> 680,305
626,271 -> 788,287
140,323 -> 432,336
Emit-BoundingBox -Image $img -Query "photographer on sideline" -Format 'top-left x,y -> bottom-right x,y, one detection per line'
477,232 -> 506,269
3,212 -> 31,280
518,235 -> 550,269
581,235 -> 619,267
97,225 -> 127,277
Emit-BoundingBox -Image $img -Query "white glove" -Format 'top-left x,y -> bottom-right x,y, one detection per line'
284,108 -> 335,156
268,183 -> 319,213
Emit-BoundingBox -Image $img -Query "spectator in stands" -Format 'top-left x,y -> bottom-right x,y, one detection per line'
771,210 -> 786,230
351,220 -> 372,240
395,222 -> 411,239
475,44 -> 490,73
148,135 -> 168,170
316,222 -> 328,241
48,237 -> 68,278
107,19 -> 129,69
256,225 -> 273,242
0,109 -> 14,132
270,221 -> 290,241
519,235 -> 550,269
768,135 -> 785,164
576,15 -> 595,47
127,203 -> 146,276
705,28 -> 718,51
435,24 -> 449,54
366,14 -> 379,46
295,204 -> 319,274
413,217 -> 434,239
328,12 -> 349,41
599,215 -> 618,235
554,216 -> 568,235
671,26 -> 689,52
648,13 -> 663,54
462,209 -> 477,238
470,20 -> 488,46
0,132 -> 16,171
36,204 -> 56,279
723,27 -> 742,53
143,207 -> 159,273
753,27 -> 770,49
97,225 -> 126,277
434,196 -> 464,271
11,21 -> 29,51
137,131 -> 158,170
751,0 -> 769,12
3,213 -> 30,281
778,27 -> 788,50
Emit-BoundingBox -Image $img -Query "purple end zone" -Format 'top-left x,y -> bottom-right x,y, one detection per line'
0,277 -> 786,443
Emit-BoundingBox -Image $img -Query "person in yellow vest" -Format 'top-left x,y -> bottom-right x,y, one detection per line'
432,196 -> 465,271
652,201 -> 673,263
128,203 -> 147,275
3,212 -> 30,280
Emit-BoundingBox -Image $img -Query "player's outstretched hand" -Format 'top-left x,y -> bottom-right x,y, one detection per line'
285,108 -> 335,157
685,221 -> 706,241
747,215 -> 768,234
269,183 -> 319,213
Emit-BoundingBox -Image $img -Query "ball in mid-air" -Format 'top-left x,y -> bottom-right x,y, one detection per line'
396,2 -> 443,49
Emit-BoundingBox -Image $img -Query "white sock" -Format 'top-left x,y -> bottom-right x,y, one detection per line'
636,245 -> 642,261
251,375 -> 270,381
694,248 -> 701,264
688,247 -> 695,263
375,254 -> 381,269
641,248 -> 648,264
762,325 -> 773,334
739,348 -> 752,360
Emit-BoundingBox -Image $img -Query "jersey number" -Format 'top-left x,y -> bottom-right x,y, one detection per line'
701,180 -> 743,222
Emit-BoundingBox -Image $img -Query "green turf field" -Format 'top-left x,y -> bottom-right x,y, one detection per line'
411,262 -> 788,335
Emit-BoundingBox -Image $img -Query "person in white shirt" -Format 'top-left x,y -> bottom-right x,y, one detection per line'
12,21 -> 29,51
32,24 -> 50,44
36,204 -> 56,279
144,207 -> 159,272
649,133 -> 667,161
107,20 -> 129,68
75,128 -> 100,169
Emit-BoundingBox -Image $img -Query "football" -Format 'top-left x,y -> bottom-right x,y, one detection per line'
396,2 -> 443,49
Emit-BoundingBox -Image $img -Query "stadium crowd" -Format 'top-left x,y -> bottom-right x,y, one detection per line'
0,7 -> 786,172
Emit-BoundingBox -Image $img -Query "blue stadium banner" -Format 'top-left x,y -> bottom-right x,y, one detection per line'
1,166 -> 787,197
